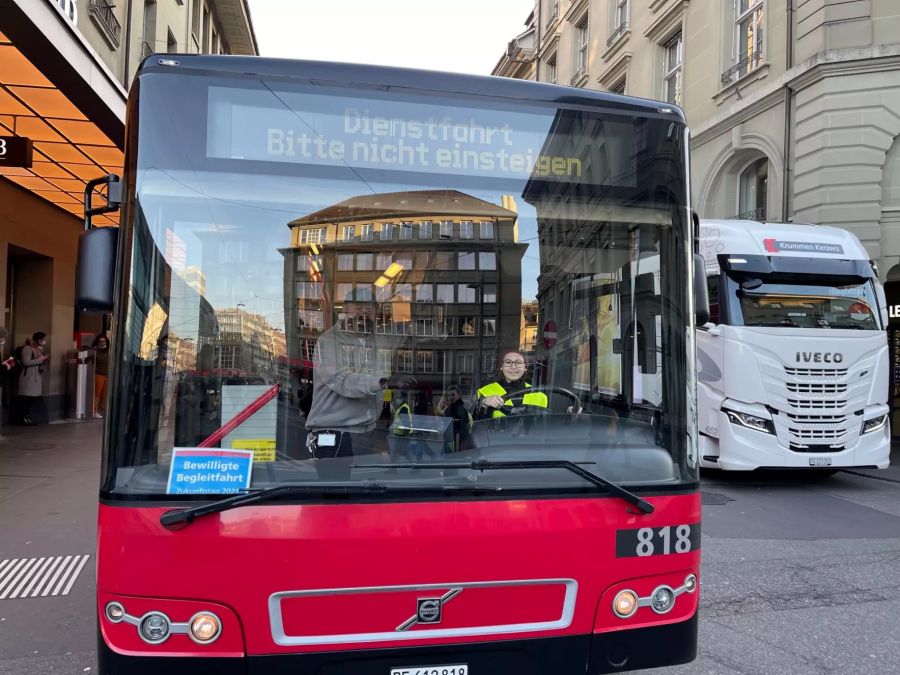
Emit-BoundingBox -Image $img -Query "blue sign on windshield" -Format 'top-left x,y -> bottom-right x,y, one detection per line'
166,448 -> 253,495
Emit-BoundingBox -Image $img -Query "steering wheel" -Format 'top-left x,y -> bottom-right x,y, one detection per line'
487,386 -> 583,417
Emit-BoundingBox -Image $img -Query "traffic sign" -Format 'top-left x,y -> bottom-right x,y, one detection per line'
543,320 -> 557,348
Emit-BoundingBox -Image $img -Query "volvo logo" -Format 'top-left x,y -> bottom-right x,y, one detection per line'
796,352 -> 843,364
416,599 -> 442,624
396,588 -> 463,631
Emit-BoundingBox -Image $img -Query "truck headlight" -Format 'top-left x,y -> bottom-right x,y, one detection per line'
862,415 -> 887,434
724,409 -> 775,434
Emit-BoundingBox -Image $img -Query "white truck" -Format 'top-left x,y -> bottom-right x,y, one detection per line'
696,219 -> 891,471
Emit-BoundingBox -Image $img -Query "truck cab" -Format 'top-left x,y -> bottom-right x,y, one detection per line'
697,219 -> 890,471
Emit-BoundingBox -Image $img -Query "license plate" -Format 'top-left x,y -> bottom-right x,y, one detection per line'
390,666 -> 468,675
809,457 -> 832,467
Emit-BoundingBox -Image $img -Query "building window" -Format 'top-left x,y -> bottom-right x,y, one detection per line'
479,221 -> 494,239
417,350 -> 434,373
298,310 -> 323,332
336,282 -> 354,304
419,220 -> 432,238
610,78 -> 626,94
458,252 -> 476,270
296,253 -> 322,274
610,0 -> 628,42
296,281 -> 322,304
458,353 -> 475,373
481,350 -> 496,374
547,54 -> 558,85
483,284 -> 497,303
723,0 -> 764,84
397,349 -> 413,373
479,252 -> 497,270
737,157 -> 768,221
361,223 -> 374,241
416,319 -> 434,337
400,221 -> 414,239
202,5 -> 210,53
378,349 -> 393,374
416,284 -> 433,302
356,253 -> 373,270
337,254 -> 354,271
380,222 -> 393,240
355,284 -> 373,302
436,284 -> 454,303
574,19 -> 588,79
341,225 -> 355,241
548,0 -> 559,23
663,33 -> 683,105
440,221 -> 453,239
376,253 -> 392,270
396,284 -> 413,302
459,221 -> 473,239
191,0 -> 201,43
458,284 -> 478,303
483,319 -> 496,337
297,228 -> 325,245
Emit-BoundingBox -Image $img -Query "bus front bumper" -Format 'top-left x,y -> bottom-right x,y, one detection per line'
98,613 -> 697,675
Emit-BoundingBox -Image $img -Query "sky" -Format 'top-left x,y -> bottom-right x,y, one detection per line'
247,0 -> 535,75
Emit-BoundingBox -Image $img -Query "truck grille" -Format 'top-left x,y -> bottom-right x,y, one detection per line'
787,398 -> 846,409
786,382 -> 847,395
784,367 -> 848,379
785,413 -> 848,423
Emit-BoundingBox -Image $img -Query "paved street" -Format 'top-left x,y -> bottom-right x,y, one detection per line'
1,421 -> 899,674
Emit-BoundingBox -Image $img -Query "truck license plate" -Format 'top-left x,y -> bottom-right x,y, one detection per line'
809,457 -> 832,467
390,666 -> 468,675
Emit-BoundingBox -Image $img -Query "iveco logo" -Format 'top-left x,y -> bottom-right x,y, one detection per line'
416,599 -> 442,624
796,352 -> 844,363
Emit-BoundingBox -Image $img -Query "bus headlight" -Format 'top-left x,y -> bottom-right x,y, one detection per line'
139,612 -> 171,644
862,415 -> 887,434
650,586 -> 676,614
613,590 -> 638,618
189,612 -> 222,644
724,409 -> 774,434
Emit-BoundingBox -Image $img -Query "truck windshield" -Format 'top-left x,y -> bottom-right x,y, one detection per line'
727,276 -> 880,329
101,69 -> 696,498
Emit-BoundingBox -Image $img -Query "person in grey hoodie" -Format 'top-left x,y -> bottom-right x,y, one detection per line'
305,299 -> 414,459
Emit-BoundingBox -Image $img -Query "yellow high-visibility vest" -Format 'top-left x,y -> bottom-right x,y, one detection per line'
392,401 -> 413,435
476,381 -> 548,418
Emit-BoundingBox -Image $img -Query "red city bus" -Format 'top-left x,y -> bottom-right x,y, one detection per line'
78,55 -> 707,675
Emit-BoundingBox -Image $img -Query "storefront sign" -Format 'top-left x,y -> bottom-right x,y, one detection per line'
0,137 -> 33,168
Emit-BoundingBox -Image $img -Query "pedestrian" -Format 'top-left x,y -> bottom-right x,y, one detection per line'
305,296 -> 414,463
438,385 -> 473,451
18,331 -> 50,425
0,325 -> 11,436
93,333 -> 110,419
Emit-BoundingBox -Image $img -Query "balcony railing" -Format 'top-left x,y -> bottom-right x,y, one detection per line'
721,50 -> 763,85
88,0 -> 121,47
732,207 -> 767,221
607,21 -> 628,46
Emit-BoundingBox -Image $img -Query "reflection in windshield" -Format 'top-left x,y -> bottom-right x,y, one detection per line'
732,279 -> 880,329
104,73 -> 694,496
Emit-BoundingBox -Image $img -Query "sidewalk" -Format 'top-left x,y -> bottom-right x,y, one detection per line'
0,418 -> 102,666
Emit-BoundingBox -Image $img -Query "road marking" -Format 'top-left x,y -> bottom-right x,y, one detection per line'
0,555 -> 91,599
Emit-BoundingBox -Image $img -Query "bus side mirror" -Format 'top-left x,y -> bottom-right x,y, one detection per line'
76,227 -> 118,312
875,282 -> 889,327
694,253 -> 710,326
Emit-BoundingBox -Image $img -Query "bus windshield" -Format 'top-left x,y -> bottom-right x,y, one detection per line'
103,69 -> 696,497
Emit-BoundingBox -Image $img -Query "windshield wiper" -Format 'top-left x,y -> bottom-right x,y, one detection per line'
159,481 -> 504,528
353,458 -> 654,514
160,482 -> 389,528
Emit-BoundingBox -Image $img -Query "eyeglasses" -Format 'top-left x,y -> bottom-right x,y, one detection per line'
502,360 -> 525,367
